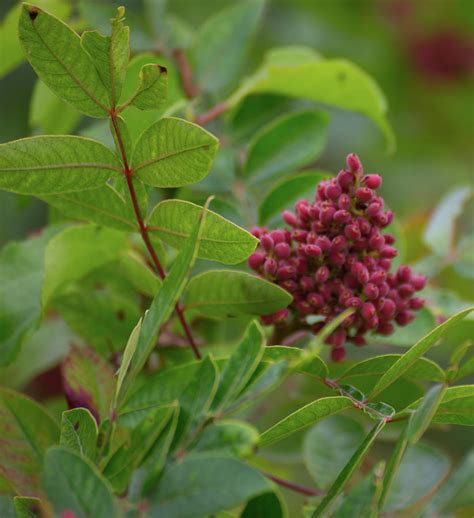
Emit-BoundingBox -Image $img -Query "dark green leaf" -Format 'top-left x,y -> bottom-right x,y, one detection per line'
212,321 -> 265,410
259,170 -> 331,224
147,200 -> 257,264
43,447 -> 118,518
244,110 -> 329,185
383,443 -> 450,512
191,0 -> 266,93
303,415 -> 366,489
13,496 -> 43,518
241,491 -> 287,518
147,454 -> 272,518
185,270 -> 292,317
312,420 -> 386,517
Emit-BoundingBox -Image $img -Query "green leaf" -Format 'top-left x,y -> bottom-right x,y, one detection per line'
60,408 -> 98,461
132,117 -> 219,187
312,420 -> 386,518
81,7 -> 130,107
42,224 -> 127,307
19,4 -> 110,117
119,361 -> 200,427
147,454 -> 272,518
13,496 -> 43,518
263,346 -> 328,378
55,289 -> 141,355
422,449 -> 474,515
191,0 -> 266,94
0,1 -> 72,78
0,319 -> 72,390
454,234 -> 474,279
259,171 -> 332,224
0,388 -> 59,496
123,202 -> 211,396
399,385 -> 474,426
406,383 -> 446,443
0,227 -> 61,366
103,405 -> 174,493
244,110 -> 329,185
118,250 -> 162,297
303,415 -> 366,489
173,355 -> 219,446
0,497 -> 15,518
114,317 -> 142,409
333,463 -> 384,518
192,420 -> 259,458
123,63 -> 168,111
185,270 -> 292,317
140,404 -> 180,494
43,447 -> 118,518
423,186 -> 472,257
212,321 -> 265,410
147,200 -> 257,264
30,79 -> 81,134
241,491 -> 287,518
228,47 -> 394,151
383,443 -> 450,512
370,307 -> 473,397
229,361 -> 288,412
61,345 -> 115,423
259,396 -> 352,448
339,354 -> 445,383
41,183 -> 138,232
0,135 -> 121,195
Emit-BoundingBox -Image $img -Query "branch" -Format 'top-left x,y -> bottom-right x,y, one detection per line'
172,48 -> 200,99
109,111 -> 201,360
262,471 -> 324,497
194,101 -> 228,126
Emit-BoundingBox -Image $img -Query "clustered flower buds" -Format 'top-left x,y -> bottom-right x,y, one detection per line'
249,153 -> 426,361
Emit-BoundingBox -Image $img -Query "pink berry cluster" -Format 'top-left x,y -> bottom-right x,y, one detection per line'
248,153 -> 426,361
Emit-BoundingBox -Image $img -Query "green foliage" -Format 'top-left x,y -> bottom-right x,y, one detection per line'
0,3 -> 472,517
244,110 -> 329,185
132,118 -> 219,187
147,199 -> 257,264
185,270 -> 292,317
0,136 -> 121,195
43,447 -> 118,517
0,388 -> 59,496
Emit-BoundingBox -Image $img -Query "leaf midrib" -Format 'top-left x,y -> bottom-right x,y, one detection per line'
133,143 -> 215,172
147,225 -> 253,245
0,163 -> 121,173
32,19 -> 109,113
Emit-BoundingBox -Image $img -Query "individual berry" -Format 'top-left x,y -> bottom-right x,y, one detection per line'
363,174 -> 382,189
274,242 -> 291,259
346,153 -> 362,173
282,210 -> 298,227
331,346 -> 347,362
248,251 -> 265,270
260,234 -> 274,250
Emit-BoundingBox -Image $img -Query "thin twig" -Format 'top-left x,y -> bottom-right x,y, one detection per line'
172,48 -> 200,98
194,101 -> 228,126
262,471 -> 324,497
109,111 -> 201,359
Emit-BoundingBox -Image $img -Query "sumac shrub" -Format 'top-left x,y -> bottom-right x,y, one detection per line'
0,2 -> 472,518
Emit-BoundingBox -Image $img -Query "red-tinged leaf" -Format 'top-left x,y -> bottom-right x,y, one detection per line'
0,388 -> 59,496
61,345 -> 115,423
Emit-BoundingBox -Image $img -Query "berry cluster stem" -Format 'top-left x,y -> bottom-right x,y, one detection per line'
109,111 -> 201,360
